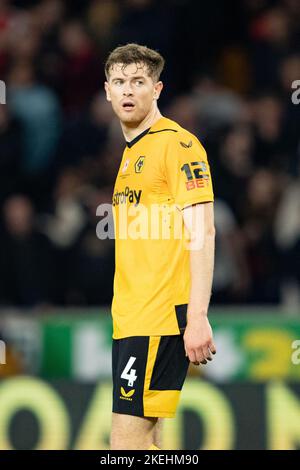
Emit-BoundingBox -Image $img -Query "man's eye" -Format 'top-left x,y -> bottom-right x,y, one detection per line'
115,80 -> 122,85
135,80 -> 143,85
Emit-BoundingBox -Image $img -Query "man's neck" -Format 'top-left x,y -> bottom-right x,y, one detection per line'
121,107 -> 163,143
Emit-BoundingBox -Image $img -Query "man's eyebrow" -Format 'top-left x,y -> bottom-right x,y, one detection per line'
112,75 -> 146,82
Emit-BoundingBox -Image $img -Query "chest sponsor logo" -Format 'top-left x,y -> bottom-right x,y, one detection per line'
112,186 -> 142,206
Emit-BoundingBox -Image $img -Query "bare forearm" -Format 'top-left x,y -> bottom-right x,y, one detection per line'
182,202 -> 216,364
188,227 -> 215,319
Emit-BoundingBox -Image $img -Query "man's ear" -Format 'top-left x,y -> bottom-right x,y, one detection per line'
153,81 -> 163,100
104,82 -> 111,102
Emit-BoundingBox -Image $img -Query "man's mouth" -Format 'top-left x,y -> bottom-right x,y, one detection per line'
122,101 -> 135,111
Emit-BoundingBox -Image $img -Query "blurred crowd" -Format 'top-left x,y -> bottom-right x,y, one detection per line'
0,0 -> 299,309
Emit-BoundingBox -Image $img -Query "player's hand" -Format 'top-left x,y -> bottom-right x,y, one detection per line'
183,315 -> 216,365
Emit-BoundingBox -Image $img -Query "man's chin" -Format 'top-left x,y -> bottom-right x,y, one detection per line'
119,114 -> 141,127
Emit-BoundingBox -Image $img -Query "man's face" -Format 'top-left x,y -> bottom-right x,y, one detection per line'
104,62 -> 163,126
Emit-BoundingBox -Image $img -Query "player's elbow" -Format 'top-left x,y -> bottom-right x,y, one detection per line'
205,223 -> 216,239
204,220 -> 216,238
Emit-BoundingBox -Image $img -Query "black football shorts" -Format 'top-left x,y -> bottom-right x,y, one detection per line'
112,332 -> 190,418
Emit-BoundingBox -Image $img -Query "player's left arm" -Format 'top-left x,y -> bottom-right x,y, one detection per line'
182,201 -> 216,365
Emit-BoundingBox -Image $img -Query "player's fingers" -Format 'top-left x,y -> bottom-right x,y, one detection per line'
209,341 -> 217,355
188,349 -> 201,366
195,349 -> 207,365
202,346 -> 212,361
186,348 -> 197,363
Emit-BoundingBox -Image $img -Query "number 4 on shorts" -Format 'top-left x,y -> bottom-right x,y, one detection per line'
121,356 -> 137,387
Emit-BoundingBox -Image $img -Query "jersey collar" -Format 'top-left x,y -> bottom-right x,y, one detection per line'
125,117 -> 168,148
126,127 -> 151,148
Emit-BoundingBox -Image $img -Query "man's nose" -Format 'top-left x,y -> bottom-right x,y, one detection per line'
123,83 -> 133,95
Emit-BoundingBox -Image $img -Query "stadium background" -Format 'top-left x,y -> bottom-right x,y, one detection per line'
0,0 -> 300,450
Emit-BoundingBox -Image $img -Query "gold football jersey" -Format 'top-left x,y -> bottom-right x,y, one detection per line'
112,117 -> 214,339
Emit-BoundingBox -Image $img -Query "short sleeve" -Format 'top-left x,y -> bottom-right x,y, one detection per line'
164,133 -> 214,210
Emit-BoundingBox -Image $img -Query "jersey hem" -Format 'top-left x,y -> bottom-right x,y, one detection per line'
112,330 -> 181,340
